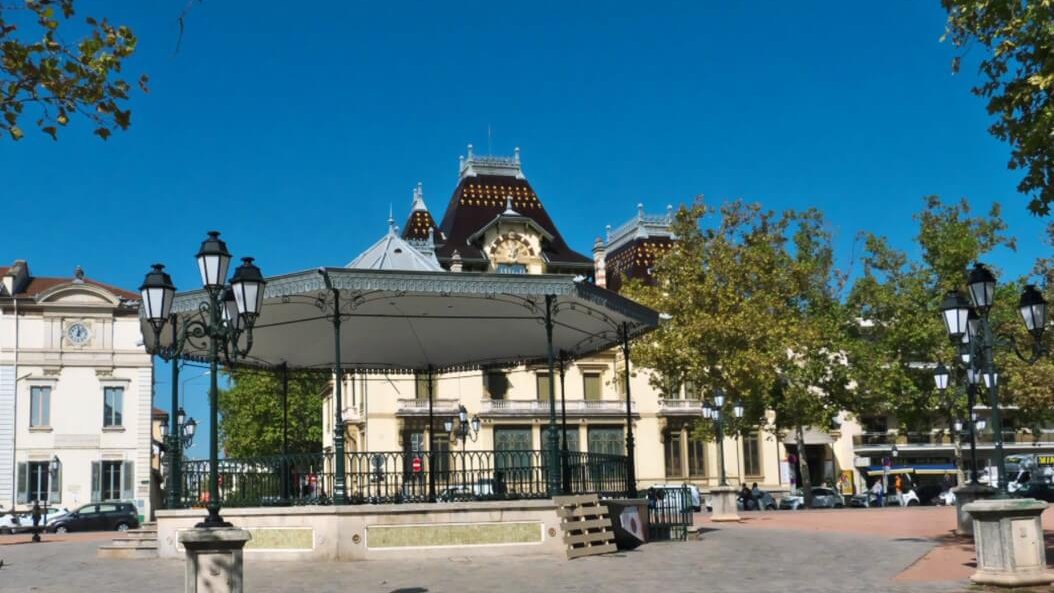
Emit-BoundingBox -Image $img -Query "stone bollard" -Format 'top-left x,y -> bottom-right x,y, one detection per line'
708,486 -> 740,522
952,483 -> 996,536
178,527 -> 252,593
963,498 -> 1053,587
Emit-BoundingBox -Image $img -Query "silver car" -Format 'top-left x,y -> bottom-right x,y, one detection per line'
779,487 -> 845,510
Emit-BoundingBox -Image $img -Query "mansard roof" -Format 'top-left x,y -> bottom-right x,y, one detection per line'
434,149 -> 591,269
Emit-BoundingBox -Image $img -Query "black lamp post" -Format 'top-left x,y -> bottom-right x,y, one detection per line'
939,263 -> 1047,495
32,455 -> 60,543
158,407 -> 197,507
933,361 -> 982,485
444,405 -> 481,453
702,390 -> 744,487
140,232 -> 266,528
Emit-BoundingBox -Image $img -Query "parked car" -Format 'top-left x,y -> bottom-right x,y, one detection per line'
737,489 -> 777,511
848,489 -> 920,507
1013,481 -> 1054,503
779,487 -> 845,510
651,484 -> 702,511
45,502 -> 140,533
0,506 -> 69,534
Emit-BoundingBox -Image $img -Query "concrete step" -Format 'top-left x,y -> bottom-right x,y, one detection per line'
97,544 -> 158,560
118,531 -> 157,539
109,537 -> 159,548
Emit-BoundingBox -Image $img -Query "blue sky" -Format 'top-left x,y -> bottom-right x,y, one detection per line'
4,1 -> 1049,458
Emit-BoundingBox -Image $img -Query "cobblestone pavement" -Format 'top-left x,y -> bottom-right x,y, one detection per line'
0,522 -> 965,593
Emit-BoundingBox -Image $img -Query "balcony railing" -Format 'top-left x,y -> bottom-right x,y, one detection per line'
173,449 -> 630,508
853,431 -> 1054,448
479,398 -> 635,416
395,398 -> 461,415
657,398 -> 703,414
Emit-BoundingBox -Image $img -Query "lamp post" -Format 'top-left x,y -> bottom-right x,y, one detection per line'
939,264 -> 1047,495
702,390 -> 744,487
444,405 -> 480,495
140,232 -> 266,528
32,455 -> 59,543
159,407 -> 197,507
934,359 -> 983,485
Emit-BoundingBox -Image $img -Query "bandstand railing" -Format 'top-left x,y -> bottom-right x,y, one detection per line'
172,450 -> 629,509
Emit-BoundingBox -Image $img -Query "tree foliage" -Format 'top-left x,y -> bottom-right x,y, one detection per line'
0,0 -> 146,141
942,1 -> 1054,214
846,197 -> 1014,472
625,200 -> 854,504
218,369 -> 328,458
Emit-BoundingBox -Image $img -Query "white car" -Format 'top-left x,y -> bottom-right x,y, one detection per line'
0,507 -> 69,534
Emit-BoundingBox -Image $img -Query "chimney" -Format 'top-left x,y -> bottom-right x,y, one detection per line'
3,260 -> 29,295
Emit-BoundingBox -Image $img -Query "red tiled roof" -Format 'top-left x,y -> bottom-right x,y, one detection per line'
2,269 -> 138,301
152,407 -> 169,418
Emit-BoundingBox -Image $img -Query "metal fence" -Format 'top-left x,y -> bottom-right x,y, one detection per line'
645,485 -> 693,541
174,450 -> 629,509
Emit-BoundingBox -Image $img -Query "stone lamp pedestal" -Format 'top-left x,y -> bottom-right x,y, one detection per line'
178,527 -> 252,593
963,498 -> 1053,587
709,486 -> 740,522
952,483 -> 996,536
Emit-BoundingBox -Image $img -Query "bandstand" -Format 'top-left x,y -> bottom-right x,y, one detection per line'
152,266 -> 658,560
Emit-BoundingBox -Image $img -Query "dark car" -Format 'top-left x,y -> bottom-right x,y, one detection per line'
45,502 -> 139,533
1014,481 -> 1054,503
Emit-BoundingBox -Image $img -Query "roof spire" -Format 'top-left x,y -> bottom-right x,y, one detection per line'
411,182 -> 428,212
388,204 -> 395,232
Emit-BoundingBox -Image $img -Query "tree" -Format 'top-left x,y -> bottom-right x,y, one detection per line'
625,200 -> 853,506
942,1 -> 1054,215
765,209 -> 854,507
1,0 -> 146,141
846,196 -> 1014,483
218,369 -> 328,458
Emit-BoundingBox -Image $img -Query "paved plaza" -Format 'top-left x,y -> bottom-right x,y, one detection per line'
0,507 -> 1001,593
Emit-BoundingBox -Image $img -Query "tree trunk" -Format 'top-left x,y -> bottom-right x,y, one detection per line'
795,423 -> 813,508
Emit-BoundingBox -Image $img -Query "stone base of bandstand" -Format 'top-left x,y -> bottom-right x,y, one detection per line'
709,486 -> 741,522
158,500 -> 571,562
963,497 -> 1054,587
953,483 -> 996,536
178,527 -> 251,593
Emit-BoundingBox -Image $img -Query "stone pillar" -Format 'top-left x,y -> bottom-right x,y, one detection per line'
952,483 -> 996,536
963,498 -> 1053,587
709,486 -> 740,522
179,527 -> 252,593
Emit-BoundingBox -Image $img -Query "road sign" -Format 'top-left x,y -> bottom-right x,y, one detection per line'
882,456 -> 892,469
412,456 -> 422,473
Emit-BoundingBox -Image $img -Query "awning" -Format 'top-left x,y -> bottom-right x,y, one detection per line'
781,427 -> 834,446
146,268 -> 659,372
864,464 -> 957,477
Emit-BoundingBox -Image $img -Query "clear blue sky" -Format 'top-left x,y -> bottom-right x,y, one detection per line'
4,1 -> 1049,458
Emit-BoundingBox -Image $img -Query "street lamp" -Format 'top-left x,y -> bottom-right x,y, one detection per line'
140,232 -> 266,528
444,404 -> 481,452
939,262 -> 1047,494
702,390 -> 742,487
32,455 -> 60,543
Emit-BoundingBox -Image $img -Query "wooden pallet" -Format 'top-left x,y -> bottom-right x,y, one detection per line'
554,494 -> 617,559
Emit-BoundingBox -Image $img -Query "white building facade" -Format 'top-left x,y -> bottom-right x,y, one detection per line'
0,261 -> 154,519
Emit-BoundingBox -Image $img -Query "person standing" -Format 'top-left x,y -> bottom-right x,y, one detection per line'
30,501 -> 42,542
871,477 -> 884,507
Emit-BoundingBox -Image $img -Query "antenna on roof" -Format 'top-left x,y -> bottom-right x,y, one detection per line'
388,204 -> 395,230
487,124 -> 493,156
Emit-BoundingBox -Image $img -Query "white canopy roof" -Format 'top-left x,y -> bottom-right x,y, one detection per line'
346,220 -> 443,272
150,268 -> 658,373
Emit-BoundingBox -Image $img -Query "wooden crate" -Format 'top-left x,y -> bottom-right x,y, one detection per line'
554,494 -> 617,559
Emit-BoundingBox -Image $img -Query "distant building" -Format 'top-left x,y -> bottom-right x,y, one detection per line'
0,261 -> 154,519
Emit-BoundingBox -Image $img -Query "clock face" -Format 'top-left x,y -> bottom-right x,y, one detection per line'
67,323 -> 90,345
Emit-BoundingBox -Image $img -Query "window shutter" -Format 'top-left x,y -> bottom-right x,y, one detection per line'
91,461 -> 101,502
114,388 -> 123,427
16,462 -> 27,504
49,460 -> 61,503
43,388 -> 50,426
121,461 -> 134,500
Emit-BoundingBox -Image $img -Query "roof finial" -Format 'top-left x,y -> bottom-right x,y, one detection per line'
467,143 -> 474,160
514,146 -> 521,164
73,265 -> 85,283
637,203 -> 645,220
388,204 -> 395,231
411,182 -> 428,212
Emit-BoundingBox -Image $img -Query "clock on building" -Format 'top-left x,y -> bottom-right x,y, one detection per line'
67,322 -> 90,345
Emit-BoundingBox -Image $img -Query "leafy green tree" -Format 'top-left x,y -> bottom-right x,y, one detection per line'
1,0 -> 146,141
846,197 -> 1014,482
942,1 -> 1054,214
626,201 -> 854,506
218,369 -> 328,458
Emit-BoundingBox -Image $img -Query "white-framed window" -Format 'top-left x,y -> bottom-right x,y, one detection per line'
103,386 -> 124,427
92,460 -> 133,502
29,386 -> 51,427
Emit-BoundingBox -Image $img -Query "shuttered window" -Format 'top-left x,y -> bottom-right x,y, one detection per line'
103,387 -> 123,427
92,460 -> 134,501
583,373 -> 602,401
536,373 -> 551,401
743,433 -> 762,477
664,431 -> 684,477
